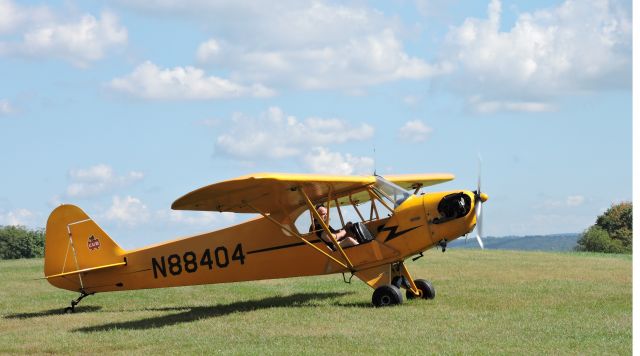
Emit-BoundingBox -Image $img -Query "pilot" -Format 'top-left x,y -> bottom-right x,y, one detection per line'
310,204 -> 359,249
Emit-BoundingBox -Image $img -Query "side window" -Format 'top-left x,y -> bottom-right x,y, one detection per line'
293,206 -> 347,235
294,209 -> 314,235
293,199 -> 387,235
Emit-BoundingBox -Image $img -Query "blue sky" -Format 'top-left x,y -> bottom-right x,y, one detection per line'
0,0 -> 632,249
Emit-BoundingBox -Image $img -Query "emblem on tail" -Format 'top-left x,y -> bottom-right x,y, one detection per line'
88,235 -> 101,251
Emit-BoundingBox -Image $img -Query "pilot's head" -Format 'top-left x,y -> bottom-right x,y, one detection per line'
315,204 -> 328,222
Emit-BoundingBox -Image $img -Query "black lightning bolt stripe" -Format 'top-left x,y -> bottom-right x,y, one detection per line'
381,225 -> 422,242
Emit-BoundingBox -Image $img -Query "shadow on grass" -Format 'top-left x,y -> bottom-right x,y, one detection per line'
74,292 -> 353,332
5,306 -> 102,319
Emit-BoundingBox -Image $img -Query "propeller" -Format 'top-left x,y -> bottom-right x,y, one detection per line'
473,156 -> 488,249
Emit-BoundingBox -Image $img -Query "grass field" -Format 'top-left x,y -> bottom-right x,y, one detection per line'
0,249 -> 631,355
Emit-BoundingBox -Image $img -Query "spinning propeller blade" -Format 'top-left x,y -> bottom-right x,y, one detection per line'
474,156 -> 486,249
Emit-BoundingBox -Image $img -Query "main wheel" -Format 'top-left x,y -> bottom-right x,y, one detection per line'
406,279 -> 436,300
372,285 -> 403,307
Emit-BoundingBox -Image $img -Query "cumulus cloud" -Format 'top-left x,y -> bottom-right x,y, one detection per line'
441,0 -> 631,111
397,120 -> 433,143
0,3 -> 127,67
0,208 -> 36,226
215,107 -> 374,160
108,61 -> 275,100
198,30 -> 447,90
122,1 -> 447,90
0,0 -> 52,35
103,195 -> 150,227
196,39 -> 221,63
303,147 -> 374,175
66,164 -> 143,198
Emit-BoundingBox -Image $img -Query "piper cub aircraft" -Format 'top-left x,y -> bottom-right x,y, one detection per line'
44,172 -> 488,312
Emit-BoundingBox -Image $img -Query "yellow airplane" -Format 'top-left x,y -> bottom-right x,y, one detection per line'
44,172 -> 488,312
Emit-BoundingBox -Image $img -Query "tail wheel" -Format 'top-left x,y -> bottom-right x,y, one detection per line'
372,285 -> 403,307
406,279 -> 435,300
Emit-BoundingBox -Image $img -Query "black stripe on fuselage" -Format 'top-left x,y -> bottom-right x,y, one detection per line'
247,239 -> 324,255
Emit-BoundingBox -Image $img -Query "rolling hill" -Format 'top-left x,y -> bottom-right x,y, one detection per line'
448,233 -> 580,251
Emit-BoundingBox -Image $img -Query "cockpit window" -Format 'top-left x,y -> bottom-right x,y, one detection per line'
373,175 -> 412,208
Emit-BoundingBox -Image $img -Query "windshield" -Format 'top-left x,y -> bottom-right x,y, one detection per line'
373,175 -> 413,208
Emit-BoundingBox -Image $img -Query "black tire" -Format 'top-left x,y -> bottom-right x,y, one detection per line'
406,279 -> 436,300
372,285 -> 403,307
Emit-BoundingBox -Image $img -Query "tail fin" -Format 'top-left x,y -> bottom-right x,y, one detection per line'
45,205 -> 125,291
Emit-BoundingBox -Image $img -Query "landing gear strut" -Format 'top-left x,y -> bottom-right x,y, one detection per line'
64,290 -> 94,314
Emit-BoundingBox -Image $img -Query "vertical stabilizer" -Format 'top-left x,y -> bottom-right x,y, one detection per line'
44,205 -> 125,291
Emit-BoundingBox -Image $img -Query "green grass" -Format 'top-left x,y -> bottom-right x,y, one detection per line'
0,249 -> 631,355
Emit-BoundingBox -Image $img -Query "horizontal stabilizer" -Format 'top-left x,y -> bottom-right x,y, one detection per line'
44,260 -> 127,279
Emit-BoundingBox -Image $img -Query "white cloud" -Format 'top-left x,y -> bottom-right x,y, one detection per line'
123,1 -> 446,90
103,195 -> 150,227
0,0 -> 53,35
441,0 -> 631,108
0,208 -> 36,226
215,107 -> 374,160
66,164 -> 144,198
0,5 -> 127,67
108,61 -> 275,100
196,39 -> 221,63
397,120 -> 433,143
0,99 -> 14,115
303,147 -> 374,175
199,30 -> 448,90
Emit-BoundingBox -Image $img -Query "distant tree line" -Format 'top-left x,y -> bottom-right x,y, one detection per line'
577,202 -> 632,254
0,226 -> 45,259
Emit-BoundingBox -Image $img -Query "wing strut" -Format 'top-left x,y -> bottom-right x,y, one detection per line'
299,188 -> 355,270
243,201 -> 349,270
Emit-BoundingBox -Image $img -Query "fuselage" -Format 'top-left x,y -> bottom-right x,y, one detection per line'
46,190 -> 479,294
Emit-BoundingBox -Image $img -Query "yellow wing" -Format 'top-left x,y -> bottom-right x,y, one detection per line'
171,172 -> 454,215
383,173 -> 456,191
